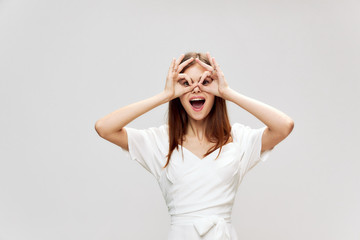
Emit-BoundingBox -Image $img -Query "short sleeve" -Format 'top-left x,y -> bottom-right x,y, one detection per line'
121,125 -> 168,180
231,123 -> 273,176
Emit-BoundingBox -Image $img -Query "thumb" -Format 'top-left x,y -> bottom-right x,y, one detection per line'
197,82 -> 208,92
182,83 -> 196,94
198,83 -> 214,95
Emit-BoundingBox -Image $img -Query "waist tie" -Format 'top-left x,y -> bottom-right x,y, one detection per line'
171,213 -> 231,240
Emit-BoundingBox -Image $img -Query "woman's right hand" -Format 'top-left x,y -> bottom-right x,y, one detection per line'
164,54 -> 195,101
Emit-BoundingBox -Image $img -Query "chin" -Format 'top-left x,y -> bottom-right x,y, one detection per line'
187,113 -> 209,122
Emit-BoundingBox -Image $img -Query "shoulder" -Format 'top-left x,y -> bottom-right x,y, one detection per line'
149,124 -> 168,140
153,124 -> 169,154
146,124 -> 169,153
128,124 -> 168,137
159,124 -> 169,136
126,124 -> 169,155
230,123 -> 248,141
231,122 -> 264,145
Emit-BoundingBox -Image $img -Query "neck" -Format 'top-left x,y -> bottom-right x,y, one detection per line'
186,118 -> 208,142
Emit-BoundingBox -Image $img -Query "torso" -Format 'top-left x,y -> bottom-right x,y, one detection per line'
181,136 -> 233,160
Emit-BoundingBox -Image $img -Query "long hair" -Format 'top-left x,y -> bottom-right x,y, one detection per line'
163,52 -> 231,168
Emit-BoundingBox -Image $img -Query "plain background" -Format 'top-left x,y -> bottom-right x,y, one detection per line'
0,0 -> 359,239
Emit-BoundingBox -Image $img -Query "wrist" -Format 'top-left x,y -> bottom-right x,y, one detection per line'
160,90 -> 174,103
220,87 -> 234,100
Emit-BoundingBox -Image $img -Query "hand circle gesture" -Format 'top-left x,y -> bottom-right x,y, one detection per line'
195,52 -> 230,98
164,54 -> 196,101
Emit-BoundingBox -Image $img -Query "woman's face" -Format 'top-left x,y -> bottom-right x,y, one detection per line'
179,62 -> 215,121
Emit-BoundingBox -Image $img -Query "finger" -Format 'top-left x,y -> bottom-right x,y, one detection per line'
212,57 -> 220,70
167,58 -> 176,80
197,82 -> 211,93
183,84 -> 197,94
177,57 -> 194,73
179,80 -> 197,95
168,57 -> 175,72
212,57 -> 224,77
178,73 -> 191,83
198,71 -> 212,85
178,73 -> 196,90
206,52 -> 215,69
195,57 -> 213,71
174,54 -> 185,72
178,73 -> 191,81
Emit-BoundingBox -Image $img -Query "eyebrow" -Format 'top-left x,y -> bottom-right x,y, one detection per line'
189,76 -> 209,83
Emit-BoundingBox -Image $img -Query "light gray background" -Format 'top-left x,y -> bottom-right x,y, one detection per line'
0,0 -> 359,239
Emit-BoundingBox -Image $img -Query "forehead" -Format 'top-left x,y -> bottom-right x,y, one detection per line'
183,63 -> 207,76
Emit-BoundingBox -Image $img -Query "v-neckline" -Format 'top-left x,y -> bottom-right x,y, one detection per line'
178,142 -> 234,161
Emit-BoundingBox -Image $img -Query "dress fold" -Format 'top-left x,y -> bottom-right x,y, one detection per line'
123,123 -> 274,239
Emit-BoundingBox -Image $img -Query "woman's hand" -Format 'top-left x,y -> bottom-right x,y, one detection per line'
164,54 -> 196,101
195,52 -> 230,98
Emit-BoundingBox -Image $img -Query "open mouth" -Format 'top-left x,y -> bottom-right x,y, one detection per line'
189,97 -> 206,111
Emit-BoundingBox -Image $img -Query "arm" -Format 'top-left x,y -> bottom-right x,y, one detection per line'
222,89 -> 294,153
95,92 -> 170,150
95,54 -> 196,150
196,52 -> 294,153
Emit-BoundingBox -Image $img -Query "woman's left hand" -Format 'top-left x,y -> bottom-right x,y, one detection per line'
195,52 -> 230,98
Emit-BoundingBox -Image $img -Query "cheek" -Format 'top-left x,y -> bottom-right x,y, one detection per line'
207,96 -> 215,108
179,96 -> 187,108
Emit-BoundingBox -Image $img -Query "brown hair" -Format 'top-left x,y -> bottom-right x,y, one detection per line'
162,52 -> 231,168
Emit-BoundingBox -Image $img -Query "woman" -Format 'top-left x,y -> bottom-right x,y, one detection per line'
95,52 -> 294,240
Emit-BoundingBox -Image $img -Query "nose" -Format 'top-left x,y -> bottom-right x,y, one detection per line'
192,84 -> 201,93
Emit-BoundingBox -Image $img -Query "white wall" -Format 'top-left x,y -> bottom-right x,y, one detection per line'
0,0 -> 359,239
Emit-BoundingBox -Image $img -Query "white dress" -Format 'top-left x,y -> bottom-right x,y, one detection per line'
122,123 -> 273,240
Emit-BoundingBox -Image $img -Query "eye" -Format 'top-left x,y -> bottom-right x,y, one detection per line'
180,80 -> 190,86
202,78 -> 212,86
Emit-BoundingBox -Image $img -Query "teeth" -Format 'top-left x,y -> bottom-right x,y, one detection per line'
190,98 -> 204,101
